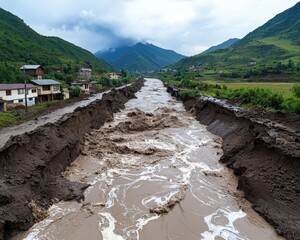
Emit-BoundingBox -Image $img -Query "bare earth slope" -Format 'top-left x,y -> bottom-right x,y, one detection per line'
167,87 -> 300,240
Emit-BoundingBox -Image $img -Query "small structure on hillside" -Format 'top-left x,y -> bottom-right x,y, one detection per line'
0,83 -> 38,107
109,72 -> 122,80
20,65 -> 45,79
247,61 -> 257,66
77,68 -> 92,79
31,79 -> 61,102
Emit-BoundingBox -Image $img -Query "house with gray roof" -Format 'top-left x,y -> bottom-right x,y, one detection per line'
0,83 -> 38,109
20,65 -> 45,79
31,79 -> 61,102
77,68 -> 92,79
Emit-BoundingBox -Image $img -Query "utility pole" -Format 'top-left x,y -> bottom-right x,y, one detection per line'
23,66 -> 28,112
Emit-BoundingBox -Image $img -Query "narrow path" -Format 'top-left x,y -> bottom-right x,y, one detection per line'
0,88 -> 116,149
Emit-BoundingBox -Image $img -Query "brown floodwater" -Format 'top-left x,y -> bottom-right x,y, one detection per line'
14,78 -> 284,240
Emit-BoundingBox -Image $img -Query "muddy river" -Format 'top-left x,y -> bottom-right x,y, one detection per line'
15,78 -> 283,240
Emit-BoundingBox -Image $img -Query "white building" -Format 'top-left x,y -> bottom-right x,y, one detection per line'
0,83 -> 38,107
109,72 -> 122,80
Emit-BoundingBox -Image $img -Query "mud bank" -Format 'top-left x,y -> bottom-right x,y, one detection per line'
167,87 -> 300,240
0,80 -> 144,240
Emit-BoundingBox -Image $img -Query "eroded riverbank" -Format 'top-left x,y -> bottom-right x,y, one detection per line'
0,80 -> 144,240
167,86 -> 300,240
15,79 -> 283,240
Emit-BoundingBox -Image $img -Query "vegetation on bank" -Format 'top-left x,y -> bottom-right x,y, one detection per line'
160,72 -> 300,113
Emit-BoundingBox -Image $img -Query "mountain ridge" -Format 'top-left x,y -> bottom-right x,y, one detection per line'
172,2 -> 300,80
96,42 -> 185,72
202,38 -> 240,54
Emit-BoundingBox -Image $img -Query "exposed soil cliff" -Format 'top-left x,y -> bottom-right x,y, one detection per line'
0,80 -> 144,240
167,87 -> 300,240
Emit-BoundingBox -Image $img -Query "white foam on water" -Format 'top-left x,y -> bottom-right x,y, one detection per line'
22,220 -> 54,240
121,139 -> 177,151
99,212 -> 125,240
134,215 -> 160,239
201,208 -> 248,240
22,203 -> 80,240
142,187 -> 182,207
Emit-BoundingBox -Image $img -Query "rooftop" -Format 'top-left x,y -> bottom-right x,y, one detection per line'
20,65 -> 42,70
0,83 -> 36,91
78,68 -> 92,72
31,79 -> 61,86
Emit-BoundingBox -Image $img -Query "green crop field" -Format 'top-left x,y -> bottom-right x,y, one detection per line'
204,81 -> 294,97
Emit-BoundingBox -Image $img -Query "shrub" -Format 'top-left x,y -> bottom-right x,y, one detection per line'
179,89 -> 200,100
70,86 -> 81,97
292,83 -> 300,98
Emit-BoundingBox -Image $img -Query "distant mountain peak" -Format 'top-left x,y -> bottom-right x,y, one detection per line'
95,42 -> 185,72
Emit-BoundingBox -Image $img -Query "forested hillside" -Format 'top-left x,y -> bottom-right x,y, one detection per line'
0,8 -> 110,83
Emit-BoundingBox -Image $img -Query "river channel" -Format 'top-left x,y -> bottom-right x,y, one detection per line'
15,78 -> 282,240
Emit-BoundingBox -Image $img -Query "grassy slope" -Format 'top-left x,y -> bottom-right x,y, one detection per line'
0,8 -> 109,82
173,2 -> 300,80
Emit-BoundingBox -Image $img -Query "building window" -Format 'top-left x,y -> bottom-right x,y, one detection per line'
53,85 -> 60,91
18,99 -> 23,103
42,85 -> 51,91
18,89 -> 25,94
32,89 -> 37,93
6,90 -> 11,96
29,98 -> 33,101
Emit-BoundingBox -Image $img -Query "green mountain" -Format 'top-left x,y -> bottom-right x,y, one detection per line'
173,2 -> 300,80
0,8 -> 110,83
202,38 -> 240,53
95,43 -> 185,72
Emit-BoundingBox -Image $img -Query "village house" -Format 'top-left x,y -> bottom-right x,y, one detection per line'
77,68 -> 92,79
109,72 -> 122,80
20,65 -> 45,79
31,79 -> 61,103
0,83 -> 38,109
70,81 -> 90,94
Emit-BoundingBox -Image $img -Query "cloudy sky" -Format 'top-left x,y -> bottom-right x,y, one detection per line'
0,0 -> 299,56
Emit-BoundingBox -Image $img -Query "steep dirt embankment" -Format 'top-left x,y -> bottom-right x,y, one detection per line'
0,80 -> 144,240
167,87 -> 300,240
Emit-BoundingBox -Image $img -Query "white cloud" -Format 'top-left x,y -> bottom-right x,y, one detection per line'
0,0 -> 298,56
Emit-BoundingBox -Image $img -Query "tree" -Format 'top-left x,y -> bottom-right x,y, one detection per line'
292,83 -> 300,98
121,69 -> 128,78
